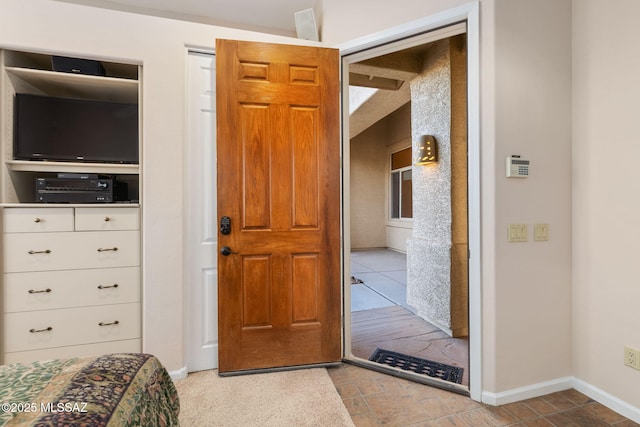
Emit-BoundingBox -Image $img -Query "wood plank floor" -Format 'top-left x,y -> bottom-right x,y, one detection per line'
351,305 -> 469,386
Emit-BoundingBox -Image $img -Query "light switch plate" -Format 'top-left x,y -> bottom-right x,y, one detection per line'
508,224 -> 528,242
534,223 -> 549,241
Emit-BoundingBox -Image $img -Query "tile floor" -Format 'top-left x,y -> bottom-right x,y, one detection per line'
349,249 -> 469,386
350,249 -> 414,312
328,363 -> 639,426
344,250 -> 638,426
350,305 -> 469,387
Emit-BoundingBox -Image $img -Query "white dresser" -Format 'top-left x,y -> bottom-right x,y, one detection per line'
2,206 -> 141,364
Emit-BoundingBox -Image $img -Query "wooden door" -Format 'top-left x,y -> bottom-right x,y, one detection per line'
216,39 -> 341,373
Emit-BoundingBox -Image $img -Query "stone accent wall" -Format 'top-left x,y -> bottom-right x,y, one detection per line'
406,35 -> 468,337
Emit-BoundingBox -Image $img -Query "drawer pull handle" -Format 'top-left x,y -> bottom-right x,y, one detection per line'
28,249 -> 51,255
104,217 -> 111,222
34,217 -> 42,223
97,247 -> 118,252
98,320 -> 120,326
28,288 -> 52,294
29,326 -> 53,333
98,284 -> 119,289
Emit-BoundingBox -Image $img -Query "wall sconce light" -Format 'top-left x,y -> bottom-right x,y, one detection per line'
415,135 -> 438,165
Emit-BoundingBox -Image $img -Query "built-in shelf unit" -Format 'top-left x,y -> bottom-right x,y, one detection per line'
0,48 -> 143,363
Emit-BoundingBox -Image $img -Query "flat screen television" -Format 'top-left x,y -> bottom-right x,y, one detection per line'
14,93 -> 139,164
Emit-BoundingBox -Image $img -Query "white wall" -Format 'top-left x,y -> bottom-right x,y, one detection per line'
573,0 -> 640,409
325,0 -> 574,397
0,0 -> 313,373
321,0 -> 473,46
492,0 -> 573,392
3,0 -> 638,414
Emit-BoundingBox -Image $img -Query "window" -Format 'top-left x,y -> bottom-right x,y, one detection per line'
390,147 -> 413,219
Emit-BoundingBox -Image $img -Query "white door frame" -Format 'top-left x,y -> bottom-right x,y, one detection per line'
182,3 -> 481,396
338,2 -> 481,401
185,49 -> 218,372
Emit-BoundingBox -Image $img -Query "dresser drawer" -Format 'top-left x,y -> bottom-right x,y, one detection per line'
3,208 -> 74,233
3,303 -> 140,353
3,230 -> 140,273
3,267 -> 140,312
75,207 -> 139,231
3,339 -> 141,365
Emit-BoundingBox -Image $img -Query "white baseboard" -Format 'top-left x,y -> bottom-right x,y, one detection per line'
481,376 -> 640,424
482,376 -> 574,406
168,366 -> 188,381
573,378 -> 640,424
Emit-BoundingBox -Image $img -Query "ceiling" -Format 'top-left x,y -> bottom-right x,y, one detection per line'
53,0 -> 317,37
349,42 -> 439,138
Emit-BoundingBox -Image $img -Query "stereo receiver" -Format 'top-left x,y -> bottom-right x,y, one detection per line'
36,177 -> 114,203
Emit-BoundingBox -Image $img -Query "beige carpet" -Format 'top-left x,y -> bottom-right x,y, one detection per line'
173,368 -> 354,427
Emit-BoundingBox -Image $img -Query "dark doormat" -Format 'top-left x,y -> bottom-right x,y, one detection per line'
369,348 -> 464,384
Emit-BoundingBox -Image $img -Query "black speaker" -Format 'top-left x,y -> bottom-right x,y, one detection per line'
51,56 -> 105,76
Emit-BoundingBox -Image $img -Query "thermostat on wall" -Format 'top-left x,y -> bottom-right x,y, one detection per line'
506,156 -> 529,178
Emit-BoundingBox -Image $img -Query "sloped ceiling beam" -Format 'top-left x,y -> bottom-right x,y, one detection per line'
349,85 -> 411,139
348,54 -> 421,139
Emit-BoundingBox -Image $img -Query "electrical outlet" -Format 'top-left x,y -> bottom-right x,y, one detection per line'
624,346 -> 640,370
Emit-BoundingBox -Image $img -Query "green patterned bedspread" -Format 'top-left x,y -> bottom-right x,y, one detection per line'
0,353 -> 179,426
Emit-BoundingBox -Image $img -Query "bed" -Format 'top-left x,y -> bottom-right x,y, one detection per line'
0,353 -> 180,426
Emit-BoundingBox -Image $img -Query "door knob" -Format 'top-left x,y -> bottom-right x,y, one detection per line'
220,246 -> 233,256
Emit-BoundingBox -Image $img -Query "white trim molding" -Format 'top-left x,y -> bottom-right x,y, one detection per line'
168,366 -> 189,381
482,376 -> 640,424
482,377 -> 573,406
339,0 -> 482,402
573,378 -> 640,424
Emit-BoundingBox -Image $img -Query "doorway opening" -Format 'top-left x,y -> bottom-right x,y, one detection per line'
341,20 -> 477,396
